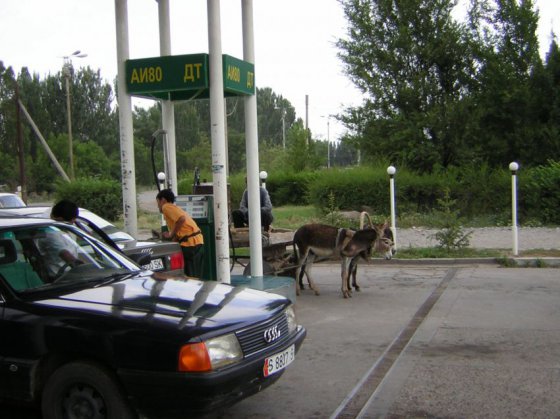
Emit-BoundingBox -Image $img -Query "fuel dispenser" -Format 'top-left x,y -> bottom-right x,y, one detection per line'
175,194 -> 217,281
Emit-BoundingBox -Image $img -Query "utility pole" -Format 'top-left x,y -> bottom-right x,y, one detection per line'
305,94 -> 309,145
14,83 -> 27,202
62,50 -> 87,180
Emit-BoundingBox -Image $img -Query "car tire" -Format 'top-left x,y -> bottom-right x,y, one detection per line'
41,361 -> 137,419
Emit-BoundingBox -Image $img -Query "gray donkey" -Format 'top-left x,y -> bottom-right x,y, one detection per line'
293,222 -> 394,298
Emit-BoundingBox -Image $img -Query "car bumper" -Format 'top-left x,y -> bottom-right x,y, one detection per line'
118,326 -> 306,417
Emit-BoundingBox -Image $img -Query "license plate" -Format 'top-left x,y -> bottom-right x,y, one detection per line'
263,344 -> 295,377
143,258 -> 164,271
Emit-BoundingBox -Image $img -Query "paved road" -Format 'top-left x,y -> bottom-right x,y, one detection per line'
211,263 -> 560,419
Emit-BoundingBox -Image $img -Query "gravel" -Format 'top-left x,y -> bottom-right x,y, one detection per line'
138,190 -> 559,251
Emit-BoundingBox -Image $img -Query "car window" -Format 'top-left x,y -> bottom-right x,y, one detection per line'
0,224 -> 140,293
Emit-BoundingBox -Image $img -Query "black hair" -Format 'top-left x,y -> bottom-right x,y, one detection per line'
51,200 -> 79,221
156,188 -> 175,203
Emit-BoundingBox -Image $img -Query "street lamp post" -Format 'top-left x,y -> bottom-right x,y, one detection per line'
321,115 -> 331,168
326,118 -> 330,168
274,105 -> 286,149
509,162 -> 519,256
387,165 -> 397,251
63,50 -> 87,180
259,170 -> 268,189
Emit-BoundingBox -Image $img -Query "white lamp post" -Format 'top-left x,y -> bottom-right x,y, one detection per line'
387,165 -> 397,251
509,162 -> 519,256
259,170 -> 268,189
157,172 -> 167,229
63,50 -> 87,180
157,171 -> 166,190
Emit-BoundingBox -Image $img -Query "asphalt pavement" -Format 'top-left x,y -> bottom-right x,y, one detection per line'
212,262 -> 560,419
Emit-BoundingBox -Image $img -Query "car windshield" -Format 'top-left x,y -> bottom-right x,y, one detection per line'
0,223 -> 141,295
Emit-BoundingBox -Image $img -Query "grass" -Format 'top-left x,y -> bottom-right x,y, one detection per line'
272,205 -> 324,230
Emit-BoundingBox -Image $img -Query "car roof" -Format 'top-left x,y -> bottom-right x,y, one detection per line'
0,215 -> 56,228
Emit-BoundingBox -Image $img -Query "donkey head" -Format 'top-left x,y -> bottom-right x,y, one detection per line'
373,222 -> 395,259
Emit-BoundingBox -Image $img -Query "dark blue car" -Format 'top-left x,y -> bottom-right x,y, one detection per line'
0,216 -> 306,418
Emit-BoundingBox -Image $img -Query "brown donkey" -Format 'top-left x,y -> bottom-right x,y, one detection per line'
293,222 -> 394,298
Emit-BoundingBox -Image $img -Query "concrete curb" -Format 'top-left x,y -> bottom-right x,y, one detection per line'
369,257 -> 560,267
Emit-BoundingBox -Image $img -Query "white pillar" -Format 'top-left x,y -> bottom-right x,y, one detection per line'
115,0 -> 138,237
157,0 -> 177,194
207,0 -> 231,283
242,0 -> 264,277
509,162 -> 519,256
387,165 -> 397,251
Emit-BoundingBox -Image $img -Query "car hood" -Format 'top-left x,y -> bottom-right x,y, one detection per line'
34,273 -> 288,331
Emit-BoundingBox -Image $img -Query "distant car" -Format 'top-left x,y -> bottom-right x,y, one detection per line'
0,206 -> 184,274
0,193 -> 25,208
0,215 -> 306,418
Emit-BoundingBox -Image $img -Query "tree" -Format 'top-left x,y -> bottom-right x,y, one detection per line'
467,0 -> 542,166
337,0 -> 477,172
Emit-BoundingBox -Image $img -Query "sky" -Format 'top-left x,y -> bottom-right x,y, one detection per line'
1,0 -> 559,143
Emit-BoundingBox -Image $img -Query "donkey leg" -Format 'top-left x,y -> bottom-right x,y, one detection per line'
351,260 -> 360,292
341,257 -> 352,298
294,248 -> 309,296
304,254 -> 320,295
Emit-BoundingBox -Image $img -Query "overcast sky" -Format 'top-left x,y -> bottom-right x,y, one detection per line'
1,0 -> 558,142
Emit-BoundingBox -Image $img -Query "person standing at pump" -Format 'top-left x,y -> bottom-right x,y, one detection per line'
156,189 -> 204,278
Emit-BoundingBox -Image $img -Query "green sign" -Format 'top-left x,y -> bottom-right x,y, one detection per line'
223,54 -> 255,96
126,54 -> 209,100
126,53 -> 255,100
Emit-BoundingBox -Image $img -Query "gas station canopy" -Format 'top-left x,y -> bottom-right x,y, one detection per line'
125,53 -> 255,100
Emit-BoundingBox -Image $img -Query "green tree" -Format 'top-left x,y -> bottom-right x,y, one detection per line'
338,0 -> 476,172
467,0 -> 542,166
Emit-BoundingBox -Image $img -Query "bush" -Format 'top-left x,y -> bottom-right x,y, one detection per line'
175,160 -> 560,226
266,171 -> 317,206
521,160 -> 560,224
55,178 -> 122,221
308,167 -> 389,212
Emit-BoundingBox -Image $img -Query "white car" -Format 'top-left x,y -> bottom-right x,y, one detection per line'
0,193 -> 26,208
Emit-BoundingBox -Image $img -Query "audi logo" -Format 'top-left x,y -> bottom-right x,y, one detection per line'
263,325 -> 281,343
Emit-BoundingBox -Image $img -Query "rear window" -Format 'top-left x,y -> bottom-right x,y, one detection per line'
0,195 -> 25,208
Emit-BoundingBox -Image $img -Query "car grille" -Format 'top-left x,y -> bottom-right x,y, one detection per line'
236,310 -> 290,357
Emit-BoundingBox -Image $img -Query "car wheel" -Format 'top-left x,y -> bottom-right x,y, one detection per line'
41,361 -> 137,419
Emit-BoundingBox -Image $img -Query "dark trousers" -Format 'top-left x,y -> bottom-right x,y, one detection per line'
232,209 -> 273,231
181,244 -> 204,278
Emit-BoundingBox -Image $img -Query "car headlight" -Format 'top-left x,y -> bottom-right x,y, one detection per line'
285,305 -> 298,334
178,333 -> 243,372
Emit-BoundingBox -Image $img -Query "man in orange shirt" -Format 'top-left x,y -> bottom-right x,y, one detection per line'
156,189 -> 204,278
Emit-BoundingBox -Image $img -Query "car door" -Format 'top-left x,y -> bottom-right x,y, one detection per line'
0,237 -> 43,402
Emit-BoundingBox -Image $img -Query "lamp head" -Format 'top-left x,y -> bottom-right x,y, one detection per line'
387,166 -> 396,176
259,171 -> 268,181
509,162 -> 519,173
157,172 -> 166,182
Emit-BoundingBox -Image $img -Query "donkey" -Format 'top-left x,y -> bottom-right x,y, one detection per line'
345,223 -> 395,293
293,223 -> 394,298
292,224 -> 354,296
